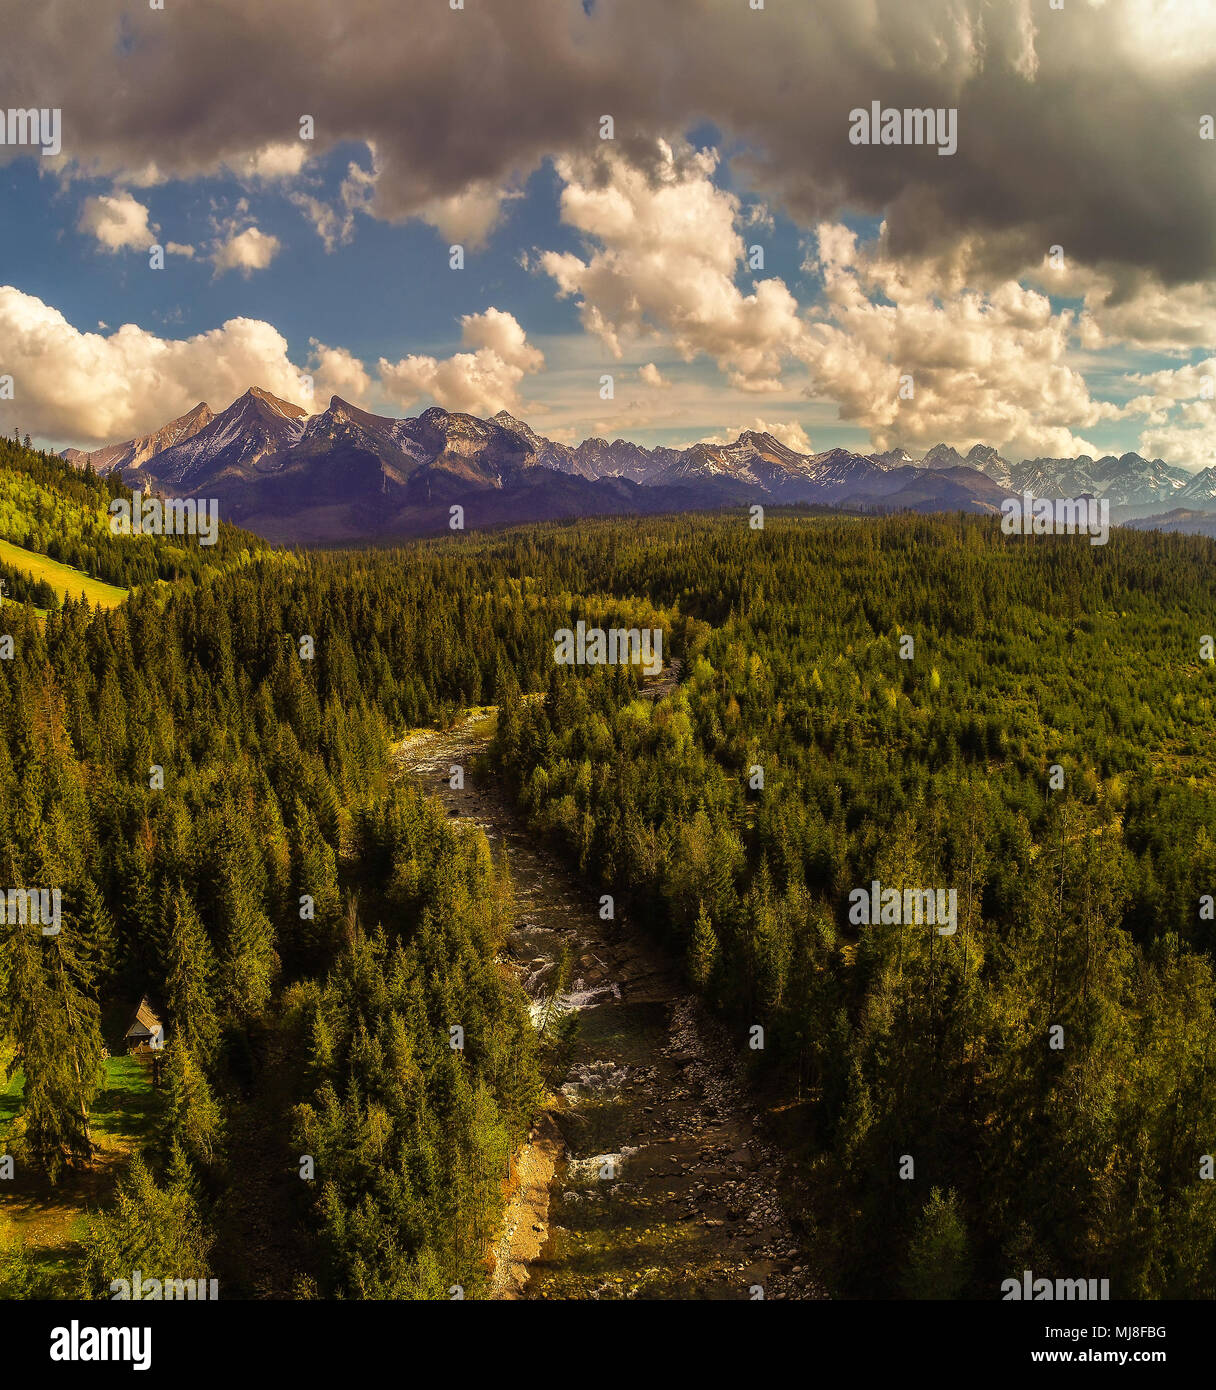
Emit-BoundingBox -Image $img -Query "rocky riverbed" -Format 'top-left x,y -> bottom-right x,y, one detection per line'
396,712 -> 823,1301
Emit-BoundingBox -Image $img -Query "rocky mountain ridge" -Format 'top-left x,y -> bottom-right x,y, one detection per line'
61,390 -> 1212,542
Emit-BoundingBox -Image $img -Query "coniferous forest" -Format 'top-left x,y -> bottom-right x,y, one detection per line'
0,442 -> 1213,1303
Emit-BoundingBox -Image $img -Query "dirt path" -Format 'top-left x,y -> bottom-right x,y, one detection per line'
396,704 -> 823,1302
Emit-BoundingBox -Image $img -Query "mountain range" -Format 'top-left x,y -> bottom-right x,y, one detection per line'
61,387 -> 1216,544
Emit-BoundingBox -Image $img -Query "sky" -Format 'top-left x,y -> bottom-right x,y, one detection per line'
1,0 -> 1215,468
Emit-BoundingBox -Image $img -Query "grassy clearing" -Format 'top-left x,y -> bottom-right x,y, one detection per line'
0,1051 -> 163,1293
91,1055 -> 162,1145
0,537 -> 129,610
1,1050 -> 161,1148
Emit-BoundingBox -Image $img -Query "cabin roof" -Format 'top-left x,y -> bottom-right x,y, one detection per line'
124,996 -> 162,1038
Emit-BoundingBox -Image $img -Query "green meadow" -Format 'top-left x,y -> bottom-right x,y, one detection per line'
0,538 -> 129,611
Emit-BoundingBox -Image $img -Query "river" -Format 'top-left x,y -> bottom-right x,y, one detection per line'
396,704 -> 823,1302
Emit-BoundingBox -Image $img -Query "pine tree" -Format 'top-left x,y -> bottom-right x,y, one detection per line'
165,1044 -> 224,1167
76,1153 -> 213,1296
213,812 -> 277,1019
687,901 -> 718,991
903,1187 -> 971,1299
165,887 -> 220,1061
1,921 -> 104,1182
73,879 -> 117,995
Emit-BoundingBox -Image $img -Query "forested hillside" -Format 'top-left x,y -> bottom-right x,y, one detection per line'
0,446 -> 551,1298
490,512 -> 1216,1297
0,438 -> 259,594
1,443 -> 1213,1299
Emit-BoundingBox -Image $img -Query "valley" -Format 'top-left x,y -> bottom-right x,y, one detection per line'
0,446 -> 1213,1305
397,709 -> 821,1301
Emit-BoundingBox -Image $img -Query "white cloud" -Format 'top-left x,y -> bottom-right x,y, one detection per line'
797,223 -> 1112,459
290,155 -> 379,251
535,145 -> 1120,459
1117,356 -> 1216,469
1074,274 -> 1216,353
697,418 -> 813,453
307,340 -> 374,407
0,286 -> 320,445
745,202 -> 775,234
212,225 -> 281,276
290,193 -> 352,253
378,307 -> 544,416
77,192 -> 157,253
233,142 -> 309,182
1136,409 -> 1216,471
417,180 -> 522,249
1122,357 -> 1216,410
639,362 -> 670,388
538,142 -> 806,393
113,162 -> 166,189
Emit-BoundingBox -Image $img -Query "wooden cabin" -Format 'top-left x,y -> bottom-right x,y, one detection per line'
124,996 -> 165,1054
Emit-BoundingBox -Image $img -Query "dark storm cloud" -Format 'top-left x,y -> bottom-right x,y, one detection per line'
3,0 -> 1213,281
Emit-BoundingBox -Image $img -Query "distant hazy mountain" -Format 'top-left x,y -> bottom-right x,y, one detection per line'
869,447 -> 917,470
961,445 -> 1014,488
1176,465 -> 1216,506
63,402 -> 214,475
1123,508 -> 1216,540
1004,451 -> 1190,517
59,390 -> 1216,543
